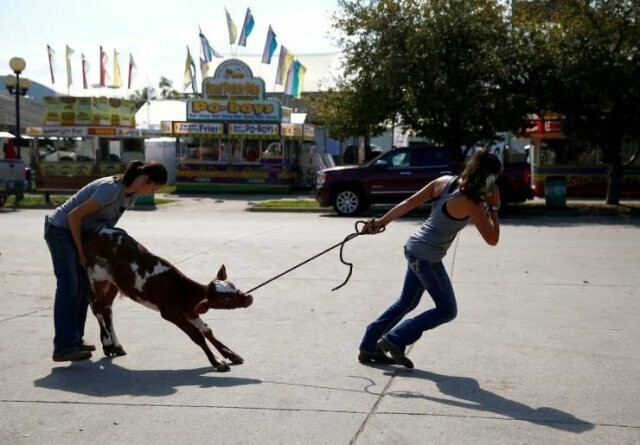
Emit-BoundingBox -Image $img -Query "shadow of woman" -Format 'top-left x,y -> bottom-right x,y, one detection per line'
385,369 -> 594,433
34,358 -> 262,398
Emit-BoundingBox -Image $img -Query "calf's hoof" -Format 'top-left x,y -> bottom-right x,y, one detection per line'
214,362 -> 231,372
228,355 -> 244,365
103,345 -> 127,357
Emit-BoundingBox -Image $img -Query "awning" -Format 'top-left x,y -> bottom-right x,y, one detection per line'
0,131 -> 16,138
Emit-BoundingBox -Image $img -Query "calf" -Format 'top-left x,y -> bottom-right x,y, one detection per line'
83,227 -> 253,372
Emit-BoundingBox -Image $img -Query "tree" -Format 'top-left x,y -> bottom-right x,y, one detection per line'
319,0 -> 528,152
513,0 -> 640,204
128,77 -> 183,109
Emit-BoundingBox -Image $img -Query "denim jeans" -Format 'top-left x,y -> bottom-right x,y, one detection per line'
44,217 -> 90,356
359,248 -> 457,353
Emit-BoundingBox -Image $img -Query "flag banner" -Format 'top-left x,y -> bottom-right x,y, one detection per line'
99,46 -> 110,87
238,7 -> 255,46
199,28 -> 223,61
294,62 -> 307,98
225,8 -> 237,44
285,60 -> 306,97
47,45 -> 56,84
261,26 -> 278,64
65,45 -> 74,88
81,53 -> 89,89
183,45 -> 197,93
200,57 -> 210,79
275,46 -> 295,85
112,49 -> 121,88
128,53 -> 136,89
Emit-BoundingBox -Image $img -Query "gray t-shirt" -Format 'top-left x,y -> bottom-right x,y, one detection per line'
48,176 -> 135,231
405,176 -> 470,262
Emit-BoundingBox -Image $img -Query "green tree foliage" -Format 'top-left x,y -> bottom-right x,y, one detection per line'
128,76 -> 183,109
513,0 -> 640,204
319,0 -> 527,151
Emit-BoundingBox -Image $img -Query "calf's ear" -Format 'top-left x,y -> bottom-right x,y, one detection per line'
216,264 -> 227,281
194,299 -> 210,314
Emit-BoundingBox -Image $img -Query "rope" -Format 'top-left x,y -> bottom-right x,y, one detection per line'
246,220 -> 384,294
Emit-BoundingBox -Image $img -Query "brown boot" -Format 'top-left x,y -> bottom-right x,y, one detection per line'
377,338 -> 414,369
53,349 -> 92,362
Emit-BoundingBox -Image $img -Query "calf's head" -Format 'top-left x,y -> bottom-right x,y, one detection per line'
194,265 -> 253,314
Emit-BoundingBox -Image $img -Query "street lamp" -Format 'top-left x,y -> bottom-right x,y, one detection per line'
5,57 -> 30,159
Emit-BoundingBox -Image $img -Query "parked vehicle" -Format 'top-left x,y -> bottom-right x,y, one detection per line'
342,144 -> 383,165
39,145 -> 77,162
315,144 -> 533,216
0,158 -> 28,207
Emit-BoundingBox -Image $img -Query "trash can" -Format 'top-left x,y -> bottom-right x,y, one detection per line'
545,176 -> 566,208
134,194 -> 155,207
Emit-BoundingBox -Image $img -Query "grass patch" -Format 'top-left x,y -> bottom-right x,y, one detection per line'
5,194 -> 69,208
5,193 -> 176,209
253,199 -> 321,209
158,184 -> 177,194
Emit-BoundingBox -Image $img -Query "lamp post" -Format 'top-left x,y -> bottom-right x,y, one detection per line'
5,57 -> 30,159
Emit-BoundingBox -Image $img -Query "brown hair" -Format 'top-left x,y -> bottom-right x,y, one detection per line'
115,160 -> 168,187
459,149 -> 502,203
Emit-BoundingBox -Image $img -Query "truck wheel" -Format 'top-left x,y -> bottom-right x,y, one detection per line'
332,188 -> 368,216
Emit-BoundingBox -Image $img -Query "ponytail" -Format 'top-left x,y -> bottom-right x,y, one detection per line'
115,160 -> 168,187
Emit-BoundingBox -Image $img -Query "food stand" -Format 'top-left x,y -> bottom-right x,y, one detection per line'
526,116 -> 640,198
28,96 -> 160,191
163,59 -> 316,193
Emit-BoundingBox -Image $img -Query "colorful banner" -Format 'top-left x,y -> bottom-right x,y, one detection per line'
281,123 -> 302,138
188,99 -> 280,122
229,123 -> 279,137
43,96 -> 136,127
27,126 -> 161,138
173,122 -> 224,135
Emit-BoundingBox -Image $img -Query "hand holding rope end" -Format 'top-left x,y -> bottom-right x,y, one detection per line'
360,218 -> 386,235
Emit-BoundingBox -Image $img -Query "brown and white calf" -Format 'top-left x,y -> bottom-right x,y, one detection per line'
83,227 -> 253,372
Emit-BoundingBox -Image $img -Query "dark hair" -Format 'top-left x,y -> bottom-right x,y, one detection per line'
459,149 -> 502,203
116,160 -> 168,186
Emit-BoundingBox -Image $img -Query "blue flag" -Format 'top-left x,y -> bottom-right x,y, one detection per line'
261,25 -> 278,64
238,8 -> 255,47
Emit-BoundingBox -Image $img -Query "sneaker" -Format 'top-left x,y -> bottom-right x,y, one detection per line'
80,342 -> 96,352
377,337 -> 414,369
53,349 -> 92,362
358,349 -> 397,365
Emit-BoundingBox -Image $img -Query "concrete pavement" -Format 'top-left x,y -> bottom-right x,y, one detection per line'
1,196 -> 639,444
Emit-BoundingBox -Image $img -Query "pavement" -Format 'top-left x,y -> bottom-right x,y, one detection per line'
1,195 -> 639,444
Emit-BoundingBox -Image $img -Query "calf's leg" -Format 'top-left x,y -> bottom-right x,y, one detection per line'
162,311 -> 230,372
88,281 -> 126,357
189,317 -> 243,364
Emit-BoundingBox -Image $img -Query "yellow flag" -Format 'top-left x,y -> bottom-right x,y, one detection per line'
113,49 -> 121,88
225,8 -> 237,44
65,45 -> 74,87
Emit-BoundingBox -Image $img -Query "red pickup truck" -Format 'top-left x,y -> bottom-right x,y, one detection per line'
315,145 -> 533,216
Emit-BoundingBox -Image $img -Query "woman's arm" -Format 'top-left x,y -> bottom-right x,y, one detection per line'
67,198 -> 102,267
367,176 -> 449,232
468,186 -> 501,246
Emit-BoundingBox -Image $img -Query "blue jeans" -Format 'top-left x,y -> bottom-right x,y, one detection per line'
44,217 -> 90,356
359,249 -> 457,353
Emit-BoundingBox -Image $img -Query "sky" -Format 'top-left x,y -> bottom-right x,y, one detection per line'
1,0 -> 342,97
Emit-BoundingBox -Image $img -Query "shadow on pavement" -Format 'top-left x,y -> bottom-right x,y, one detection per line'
34,358 -> 261,397
385,369 -> 594,433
